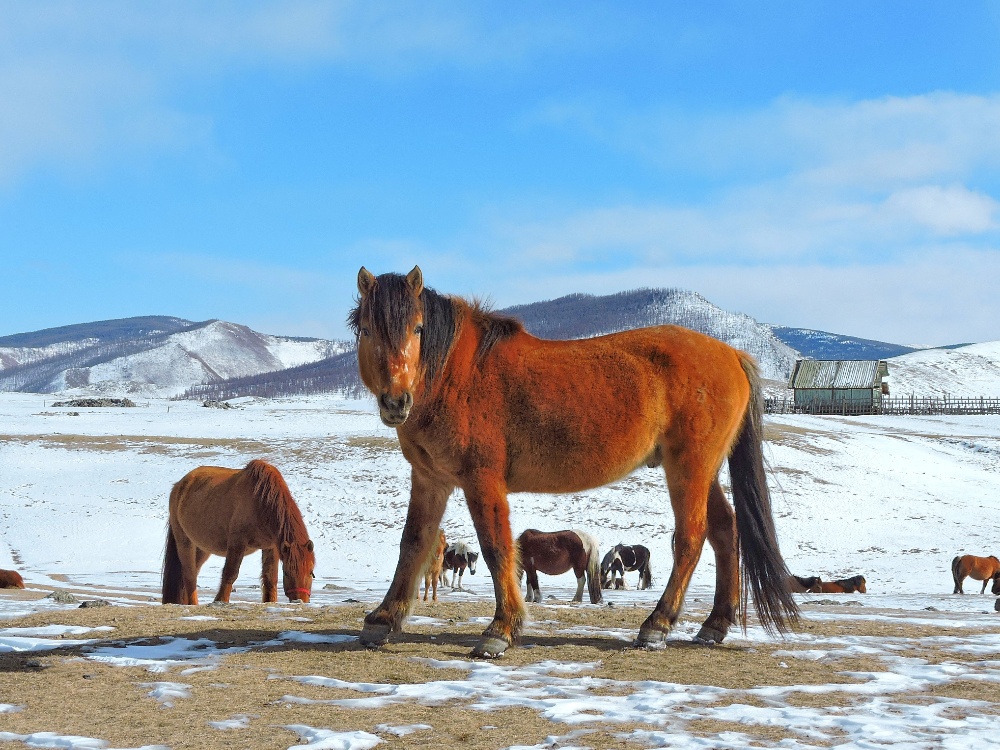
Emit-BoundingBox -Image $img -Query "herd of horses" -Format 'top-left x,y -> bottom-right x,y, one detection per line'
2,265 -> 999,658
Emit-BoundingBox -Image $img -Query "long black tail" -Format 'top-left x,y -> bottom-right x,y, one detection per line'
161,523 -> 185,604
729,353 -> 798,635
952,556 -> 962,593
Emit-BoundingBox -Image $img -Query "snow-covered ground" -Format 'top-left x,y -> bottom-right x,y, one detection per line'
2,392 -> 1000,749
888,340 -> 1000,397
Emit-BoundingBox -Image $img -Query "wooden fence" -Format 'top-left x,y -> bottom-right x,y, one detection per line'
764,396 -> 1000,416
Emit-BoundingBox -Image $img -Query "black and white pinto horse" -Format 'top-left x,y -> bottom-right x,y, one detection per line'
441,541 -> 478,589
600,543 -> 653,590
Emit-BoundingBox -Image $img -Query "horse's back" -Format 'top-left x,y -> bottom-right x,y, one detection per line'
0,569 -> 24,588
169,463 -> 261,554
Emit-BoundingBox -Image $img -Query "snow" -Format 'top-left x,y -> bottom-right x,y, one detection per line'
2,391 -> 1000,748
888,341 -> 1000,397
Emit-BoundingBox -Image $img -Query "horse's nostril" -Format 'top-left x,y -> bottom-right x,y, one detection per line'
380,392 -> 412,412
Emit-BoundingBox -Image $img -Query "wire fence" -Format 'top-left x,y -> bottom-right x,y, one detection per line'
764,396 -> 1000,416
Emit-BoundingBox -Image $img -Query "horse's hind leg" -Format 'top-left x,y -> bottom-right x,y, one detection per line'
525,566 -> 541,603
636,464 -> 712,648
695,479 -> 740,643
361,473 -> 452,647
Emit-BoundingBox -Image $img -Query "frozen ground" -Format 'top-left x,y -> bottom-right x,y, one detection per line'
2,392 -> 1000,748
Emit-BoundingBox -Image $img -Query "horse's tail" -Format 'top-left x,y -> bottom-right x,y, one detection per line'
573,530 -> 603,604
642,556 -> 653,589
952,556 -> 962,593
161,520 -> 185,605
729,353 -> 798,635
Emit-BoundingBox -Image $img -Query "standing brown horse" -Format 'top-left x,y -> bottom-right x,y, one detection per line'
162,460 -> 315,605
420,529 -> 447,602
516,528 -> 603,604
350,266 -> 797,657
952,555 -> 1000,594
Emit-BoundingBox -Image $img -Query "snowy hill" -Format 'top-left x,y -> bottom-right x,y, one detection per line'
0,317 -> 349,398
887,341 -> 1000,397
769,326 -> 919,361
503,288 -> 799,382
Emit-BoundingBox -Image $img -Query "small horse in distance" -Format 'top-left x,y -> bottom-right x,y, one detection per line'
952,555 -> 1000,594
0,569 -> 25,589
420,529 -> 447,602
786,575 -> 823,593
162,460 -> 315,605
442,541 -> 478,589
350,266 -> 797,657
517,529 -> 603,604
818,575 -> 867,594
600,543 -> 653,590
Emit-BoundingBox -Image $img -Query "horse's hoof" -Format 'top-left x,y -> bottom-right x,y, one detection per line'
471,636 -> 510,658
634,626 -> 669,650
360,622 -> 391,648
694,625 -> 727,644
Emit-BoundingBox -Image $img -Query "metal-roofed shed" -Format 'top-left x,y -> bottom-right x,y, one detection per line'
788,359 -> 890,414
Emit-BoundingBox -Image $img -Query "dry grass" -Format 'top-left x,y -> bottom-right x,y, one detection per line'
3,588 -> 999,750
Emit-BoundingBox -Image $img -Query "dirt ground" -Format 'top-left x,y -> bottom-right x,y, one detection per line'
3,584 -> 999,750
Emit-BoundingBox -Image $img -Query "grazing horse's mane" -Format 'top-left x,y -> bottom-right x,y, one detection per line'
348,273 -> 523,384
245,460 -> 310,564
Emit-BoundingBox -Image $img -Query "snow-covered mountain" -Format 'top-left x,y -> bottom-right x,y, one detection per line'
503,289 -> 799,382
769,326 -> 919,361
0,317 -> 349,398
886,341 -> 1000,397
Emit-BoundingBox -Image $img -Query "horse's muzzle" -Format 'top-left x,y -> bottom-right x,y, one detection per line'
379,392 -> 413,426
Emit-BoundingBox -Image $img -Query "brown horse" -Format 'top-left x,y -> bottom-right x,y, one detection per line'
420,529 -> 447,602
350,266 -> 797,657
818,575 -> 867,594
516,528 -> 603,604
952,555 -> 1000,594
0,569 -> 25,589
786,574 -> 823,593
161,460 -> 315,605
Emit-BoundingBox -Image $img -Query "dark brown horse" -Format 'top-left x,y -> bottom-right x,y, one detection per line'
952,555 -> 1000,594
0,569 -> 25,589
786,574 -> 823,593
818,575 -> 867,594
162,460 -> 315,605
516,528 -> 603,604
350,266 -> 797,657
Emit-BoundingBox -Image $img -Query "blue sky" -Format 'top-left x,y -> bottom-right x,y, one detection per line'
2,2 -> 999,346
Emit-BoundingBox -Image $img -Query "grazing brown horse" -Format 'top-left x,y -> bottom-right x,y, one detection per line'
516,528 -> 603,604
952,555 -> 1000,594
818,575 -> 866,594
350,266 -> 797,657
0,569 -> 25,589
420,529 -> 447,602
786,575 -> 823,593
161,460 -> 315,605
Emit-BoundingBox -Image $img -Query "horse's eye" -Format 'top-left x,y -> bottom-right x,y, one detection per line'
360,327 -> 370,338
414,324 -> 423,336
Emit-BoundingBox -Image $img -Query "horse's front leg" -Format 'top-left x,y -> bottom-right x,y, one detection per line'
215,546 -> 247,603
261,548 -> 279,603
464,473 -> 524,657
361,471 -> 452,647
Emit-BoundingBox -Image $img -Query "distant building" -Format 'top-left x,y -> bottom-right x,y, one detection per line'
787,360 -> 890,414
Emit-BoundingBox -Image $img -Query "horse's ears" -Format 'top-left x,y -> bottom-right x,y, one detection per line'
406,265 -> 423,297
358,266 -> 376,297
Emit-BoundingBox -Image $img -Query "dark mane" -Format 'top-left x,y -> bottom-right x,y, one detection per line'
469,302 -> 523,360
245,459 -> 308,546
